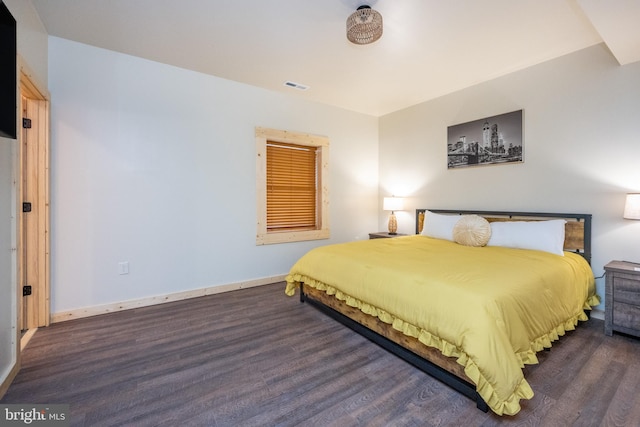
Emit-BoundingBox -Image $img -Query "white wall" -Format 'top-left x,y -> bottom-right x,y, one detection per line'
379,44 -> 640,311
49,37 -> 379,313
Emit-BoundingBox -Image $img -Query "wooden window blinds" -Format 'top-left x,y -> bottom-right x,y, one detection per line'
266,141 -> 318,232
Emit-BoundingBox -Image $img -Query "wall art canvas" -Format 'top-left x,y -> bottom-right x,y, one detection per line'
447,109 -> 523,169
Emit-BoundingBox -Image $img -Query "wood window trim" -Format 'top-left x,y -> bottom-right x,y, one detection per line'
256,127 -> 329,245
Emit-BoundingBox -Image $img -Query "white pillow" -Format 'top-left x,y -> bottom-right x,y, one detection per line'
421,211 -> 460,241
486,220 -> 566,256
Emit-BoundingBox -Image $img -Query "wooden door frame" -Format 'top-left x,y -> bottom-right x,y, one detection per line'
17,57 -> 50,332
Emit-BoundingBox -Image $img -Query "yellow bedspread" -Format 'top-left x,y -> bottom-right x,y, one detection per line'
285,235 -> 598,416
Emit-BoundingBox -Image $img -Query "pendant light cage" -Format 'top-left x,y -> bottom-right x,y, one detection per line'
346,5 -> 383,45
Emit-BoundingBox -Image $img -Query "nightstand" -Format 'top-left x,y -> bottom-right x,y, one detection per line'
369,232 -> 408,239
604,261 -> 640,338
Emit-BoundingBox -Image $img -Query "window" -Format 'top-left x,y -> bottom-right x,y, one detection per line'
256,127 -> 329,245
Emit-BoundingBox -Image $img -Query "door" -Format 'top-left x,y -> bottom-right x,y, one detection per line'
0,125 -> 19,398
18,70 -> 50,331
1,62 -> 49,399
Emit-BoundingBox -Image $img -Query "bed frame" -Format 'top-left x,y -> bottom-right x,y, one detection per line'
299,209 -> 592,412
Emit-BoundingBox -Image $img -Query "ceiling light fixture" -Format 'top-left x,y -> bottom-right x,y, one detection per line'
346,5 -> 383,45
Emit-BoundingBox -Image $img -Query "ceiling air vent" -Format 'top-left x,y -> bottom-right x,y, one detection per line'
284,81 -> 309,91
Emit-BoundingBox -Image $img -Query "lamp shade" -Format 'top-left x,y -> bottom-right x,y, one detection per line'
383,197 -> 404,212
624,193 -> 640,220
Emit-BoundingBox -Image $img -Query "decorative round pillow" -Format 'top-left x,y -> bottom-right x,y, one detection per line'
452,215 -> 491,247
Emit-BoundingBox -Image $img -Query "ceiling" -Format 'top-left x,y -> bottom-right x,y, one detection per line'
31,0 -> 640,117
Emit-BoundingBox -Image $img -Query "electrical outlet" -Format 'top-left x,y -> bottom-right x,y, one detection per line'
118,261 -> 129,275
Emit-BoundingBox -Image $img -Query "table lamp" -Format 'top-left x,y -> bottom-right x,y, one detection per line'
624,193 -> 640,220
383,196 -> 404,234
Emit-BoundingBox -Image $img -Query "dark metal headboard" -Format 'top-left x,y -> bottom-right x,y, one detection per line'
415,209 -> 592,264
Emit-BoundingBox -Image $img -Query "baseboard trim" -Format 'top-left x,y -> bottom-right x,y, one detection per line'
51,275 -> 287,323
21,328 -> 38,350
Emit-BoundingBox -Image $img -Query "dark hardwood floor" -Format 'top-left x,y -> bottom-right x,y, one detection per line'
2,282 -> 640,426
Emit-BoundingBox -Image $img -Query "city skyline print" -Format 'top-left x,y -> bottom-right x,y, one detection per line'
447,109 -> 523,169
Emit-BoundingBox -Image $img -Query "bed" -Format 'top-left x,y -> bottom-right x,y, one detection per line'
284,209 -> 599,416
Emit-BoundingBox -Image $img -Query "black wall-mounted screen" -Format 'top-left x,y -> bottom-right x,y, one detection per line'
0,0 -> 17,140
